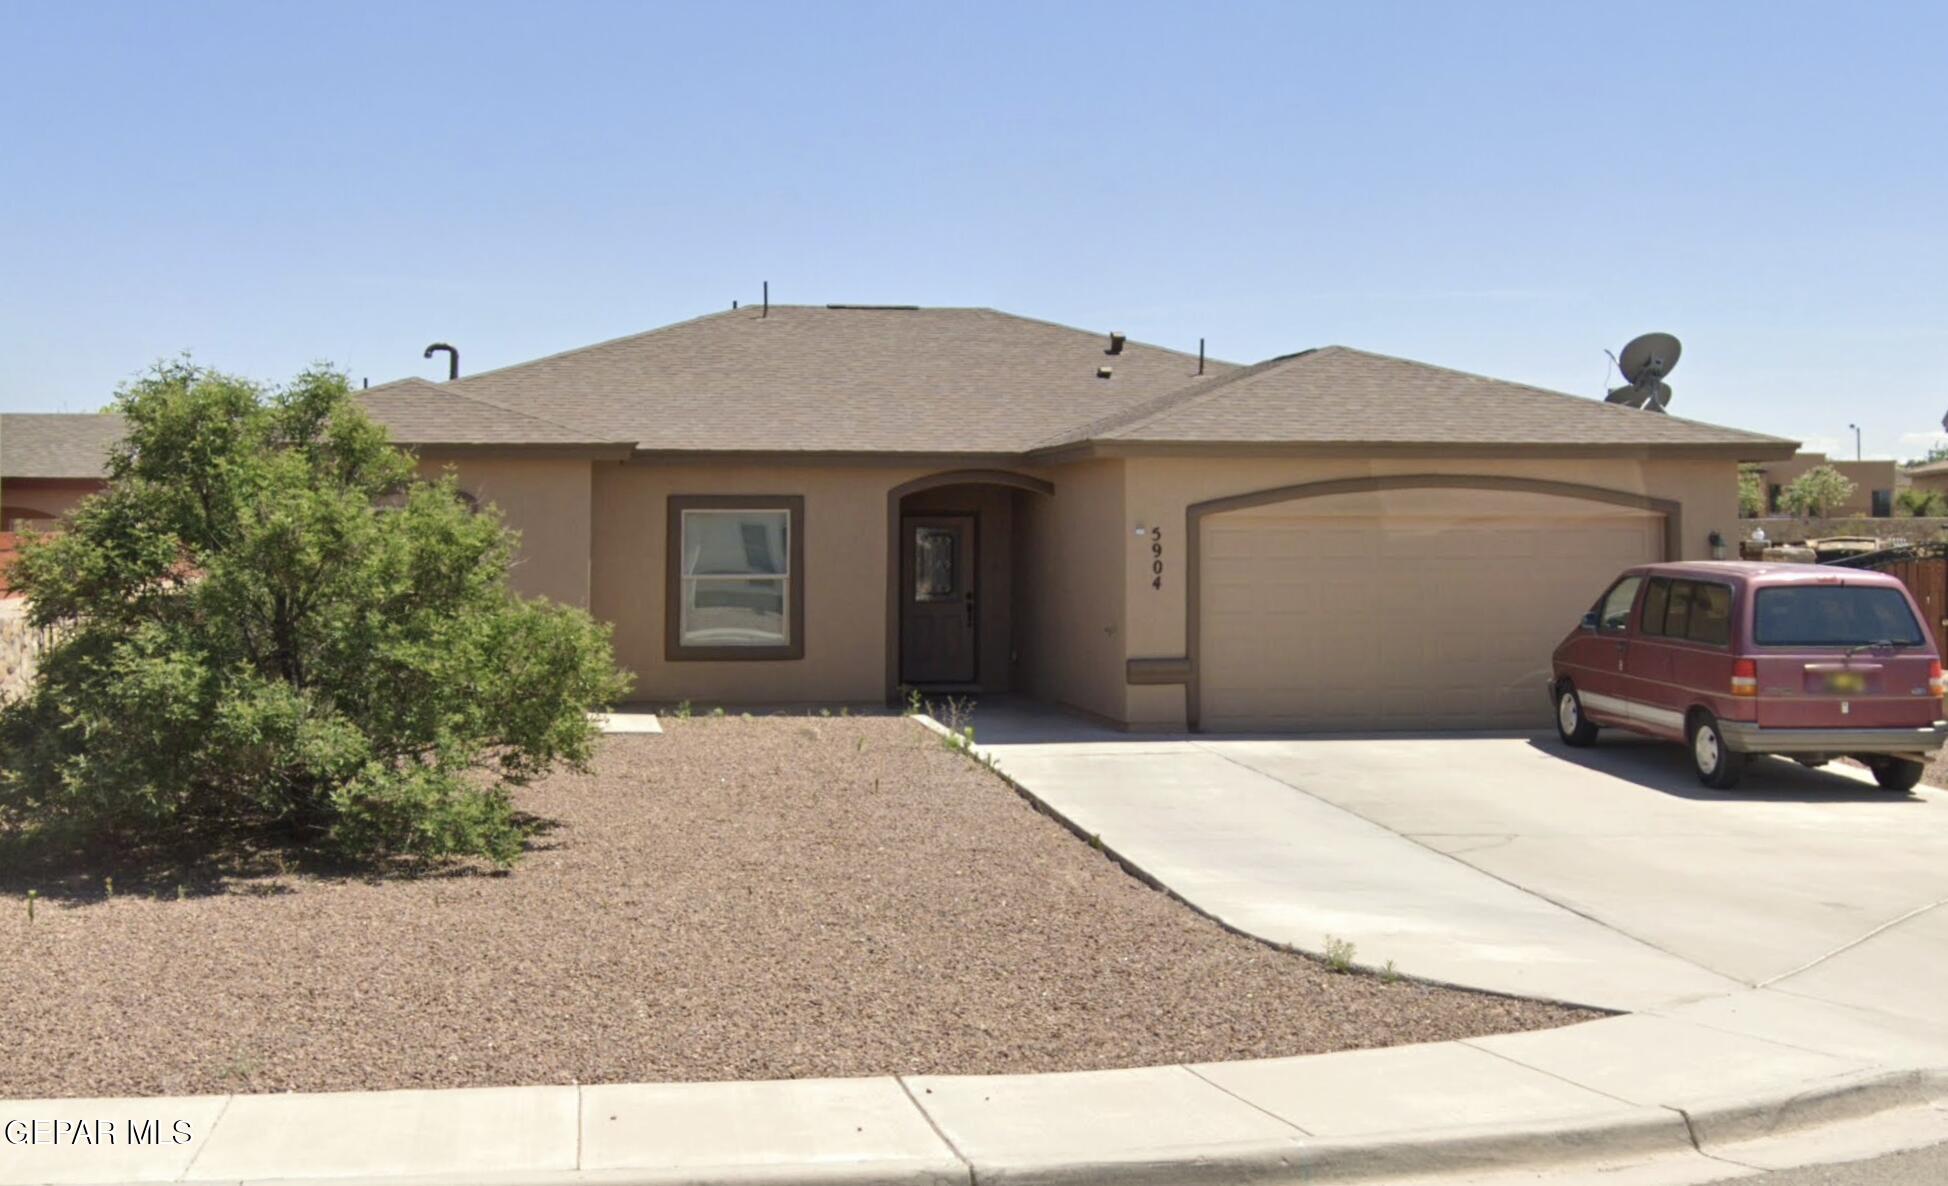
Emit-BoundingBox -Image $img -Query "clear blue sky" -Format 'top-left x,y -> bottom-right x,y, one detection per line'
3,1 -> 1943,459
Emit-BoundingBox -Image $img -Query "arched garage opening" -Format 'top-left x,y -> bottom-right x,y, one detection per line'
884,469 -> 1053,702
1187,475 -> 1678,732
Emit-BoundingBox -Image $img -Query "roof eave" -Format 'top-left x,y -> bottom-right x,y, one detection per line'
625,447 -> 1029,468
407,442 -> 639,461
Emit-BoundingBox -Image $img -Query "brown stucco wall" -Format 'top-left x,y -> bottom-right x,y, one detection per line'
1117,454 -> 1741,729
1750,455 -> 1898,516
415,455 -> 594,607
0,479 -> 104,529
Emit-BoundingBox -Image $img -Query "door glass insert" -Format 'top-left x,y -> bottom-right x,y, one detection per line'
914,528 -> 958,602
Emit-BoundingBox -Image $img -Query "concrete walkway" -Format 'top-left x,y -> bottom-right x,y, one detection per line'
8,709 -> 1948,1186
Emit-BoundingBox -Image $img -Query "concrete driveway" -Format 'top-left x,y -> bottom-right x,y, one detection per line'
971,702 -> 1948,1017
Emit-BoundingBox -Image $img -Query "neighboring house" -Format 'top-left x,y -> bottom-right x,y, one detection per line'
0,305 -> 1796,731
1749,452 -> 1898,518
1906,458 -> 1948,499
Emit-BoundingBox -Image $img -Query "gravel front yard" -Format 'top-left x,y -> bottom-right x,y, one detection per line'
0,717 -> 1593,1098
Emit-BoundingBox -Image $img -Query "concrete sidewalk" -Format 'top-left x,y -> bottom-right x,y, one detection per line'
6,1002 -> 1947,1186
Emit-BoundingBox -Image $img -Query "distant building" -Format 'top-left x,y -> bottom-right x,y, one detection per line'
1905,458 -> 1948,499
1750,452 -> 1897,517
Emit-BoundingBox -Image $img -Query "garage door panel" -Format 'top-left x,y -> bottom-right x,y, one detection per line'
1200,499 -> 1661,732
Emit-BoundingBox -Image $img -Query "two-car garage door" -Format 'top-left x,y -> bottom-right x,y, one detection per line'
1198,486 -> 1665,732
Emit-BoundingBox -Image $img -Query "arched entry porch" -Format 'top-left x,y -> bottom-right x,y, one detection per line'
884,469 -> 1054,702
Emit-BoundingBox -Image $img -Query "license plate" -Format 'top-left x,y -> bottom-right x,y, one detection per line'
1825,672 -> 1867,694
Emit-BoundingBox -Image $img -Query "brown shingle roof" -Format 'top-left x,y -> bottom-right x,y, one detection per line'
442,305 -> 1230,454
3,313 -> 1799,475
1,414 -> 125,478
1043,345 -> 1796,454
0,384 -> 632,478
357,379 -> 632,447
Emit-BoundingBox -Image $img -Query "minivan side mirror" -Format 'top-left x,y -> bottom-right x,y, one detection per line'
1580,611 -> 1600,631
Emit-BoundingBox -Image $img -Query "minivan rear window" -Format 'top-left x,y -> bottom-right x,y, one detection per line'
1753,586 -> 1926,647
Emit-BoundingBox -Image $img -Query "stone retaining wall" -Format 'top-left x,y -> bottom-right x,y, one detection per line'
1739,517 -> 1948,545
0,599 -> 51,701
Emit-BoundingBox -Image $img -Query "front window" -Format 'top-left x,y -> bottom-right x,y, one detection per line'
1753,586 -> 1925,648
666,496 -> 804,659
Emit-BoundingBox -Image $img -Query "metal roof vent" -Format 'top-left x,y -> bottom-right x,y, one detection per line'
1096,365 -> 1114,379
1106,331 -> 1126,355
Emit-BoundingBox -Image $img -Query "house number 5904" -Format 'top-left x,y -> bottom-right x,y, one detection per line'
1149,526 -> 1164,590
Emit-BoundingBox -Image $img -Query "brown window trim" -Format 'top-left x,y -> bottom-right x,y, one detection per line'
665,494 -> 806,662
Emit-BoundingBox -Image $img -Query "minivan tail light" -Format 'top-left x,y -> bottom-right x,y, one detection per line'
1931,660 -> 1945,699
1732,659 -> 1758,697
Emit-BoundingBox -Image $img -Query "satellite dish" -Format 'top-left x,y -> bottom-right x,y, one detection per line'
1606,332 -> 1681,413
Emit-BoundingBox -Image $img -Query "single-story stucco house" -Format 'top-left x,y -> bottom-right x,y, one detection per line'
0,305 -> 1797,731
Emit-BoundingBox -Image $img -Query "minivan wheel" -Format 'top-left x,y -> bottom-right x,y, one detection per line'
1555,684 -> 1599,747
1867,757 -> 1924,792
1689,713 -> 1745,789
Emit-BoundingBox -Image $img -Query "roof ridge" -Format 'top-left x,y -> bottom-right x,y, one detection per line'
969,307 -> 1228,368
1030,348 -> 1320,450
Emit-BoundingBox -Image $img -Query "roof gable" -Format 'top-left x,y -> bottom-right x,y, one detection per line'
1048,345 -> 1795,454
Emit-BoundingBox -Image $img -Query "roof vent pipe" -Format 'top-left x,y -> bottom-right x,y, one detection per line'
423,342 -> 459,380
1106,331 -> 1126,355
1198,338 -> 1205,375
763,281 -> 769,318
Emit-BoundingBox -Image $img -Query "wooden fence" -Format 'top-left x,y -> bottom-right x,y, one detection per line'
1836,545 -> 1948,654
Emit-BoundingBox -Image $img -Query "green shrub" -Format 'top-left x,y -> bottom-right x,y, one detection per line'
1737,464 -> 1766,518
0,362 -> 630,866
1896,487 -> 1947,518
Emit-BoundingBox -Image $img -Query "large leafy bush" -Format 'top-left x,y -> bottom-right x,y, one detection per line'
1778,465 -> 1857,518
0,363 -> 630,865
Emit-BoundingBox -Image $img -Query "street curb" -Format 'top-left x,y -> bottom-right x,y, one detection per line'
1676,1066 -> 1948,1148
179,1165 -> 969,1186
133,1069 -> 1948,1185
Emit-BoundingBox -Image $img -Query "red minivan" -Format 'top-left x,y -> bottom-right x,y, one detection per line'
1550,562 -> 1947,790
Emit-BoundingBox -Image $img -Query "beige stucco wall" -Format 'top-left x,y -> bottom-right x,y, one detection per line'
587,460 -> 1133,713
593,462 -> 925,704
415,456 -> 594,608
1118,453 -> 1742,728
1012,459 -> 1126,722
